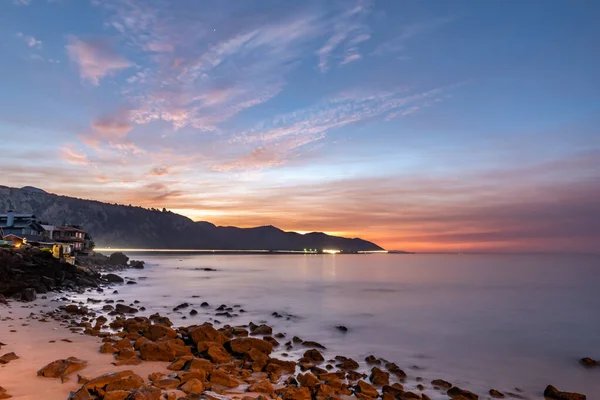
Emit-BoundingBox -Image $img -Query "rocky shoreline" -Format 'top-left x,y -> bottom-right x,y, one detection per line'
0,250 -> 593,400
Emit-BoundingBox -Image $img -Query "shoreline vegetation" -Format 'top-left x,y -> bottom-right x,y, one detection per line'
0,248 -> 592,400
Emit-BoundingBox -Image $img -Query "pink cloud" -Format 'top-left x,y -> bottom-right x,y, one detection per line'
60,144 -> 89,165
66,36 -> 133,85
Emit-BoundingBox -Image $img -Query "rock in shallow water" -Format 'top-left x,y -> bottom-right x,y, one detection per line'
543,385 -> 586,400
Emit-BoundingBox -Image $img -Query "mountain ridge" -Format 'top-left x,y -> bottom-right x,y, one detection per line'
0,185 -> 384,252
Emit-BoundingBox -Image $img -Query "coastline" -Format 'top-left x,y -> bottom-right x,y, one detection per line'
0,251 -> 592,400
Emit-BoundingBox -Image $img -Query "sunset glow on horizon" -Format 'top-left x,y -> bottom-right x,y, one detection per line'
1,1 -> 598,253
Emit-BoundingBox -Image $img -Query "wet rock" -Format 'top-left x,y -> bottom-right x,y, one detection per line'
229,337 -> 273,355
297,373 -> 320,388
543,385 -> 586,400
103,274 -> 124,283
293,336 -> 303,343
355,380 -> 379,398
303,349 -> 325,363
369,367 -> 389,385
382,384 -> 404,397
188,358 -> 214,373
248,348 -> 270,372
0,352 -> 19,365
37,357 -> 87,379
385,362 -> 407,378
189,309 -> 198,316
302,340 -> 326,349
130,260 -> 145,269
432,379 -> 452,389
579,357 -> 598,367
336,356 -> 359,371
179,378 -> 204,395
280,387 -> 311,400
248,380 -> 275,394
210,369 -> 240,388
21,288 -> 37,302
65,304 -> 88,314
489,389 -> 505,398
127,386 -> 162,400
336,325 -> 348,332
365,355 -> 380,365
447,386 -> 479,400
115,304 -> 138,314
250,324 -> 272,335
200,302 -> 209,307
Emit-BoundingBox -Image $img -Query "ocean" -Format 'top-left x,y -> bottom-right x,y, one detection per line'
82,252 -> 600,398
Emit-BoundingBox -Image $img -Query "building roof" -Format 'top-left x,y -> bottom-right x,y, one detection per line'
55,226 -> 86,233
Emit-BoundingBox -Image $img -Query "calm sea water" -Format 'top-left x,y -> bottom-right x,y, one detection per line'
89,253 -> 600,398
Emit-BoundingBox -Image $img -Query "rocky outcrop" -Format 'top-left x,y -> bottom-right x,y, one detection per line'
0,247 -> 100,299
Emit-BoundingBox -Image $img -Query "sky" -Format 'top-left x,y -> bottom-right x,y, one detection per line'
0,0 -> 599,253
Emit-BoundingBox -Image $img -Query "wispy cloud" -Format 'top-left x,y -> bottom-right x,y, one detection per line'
317,3 -> 371,72
13,0 -> 31,5
60,144 -> 89,165
221,85 -> 450,170
16,32 -> 42,48
66,36 -> 133,85
149,166 -> 169,176
372,16 -> 453,57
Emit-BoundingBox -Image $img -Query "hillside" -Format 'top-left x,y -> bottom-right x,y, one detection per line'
0,186 -> 384,252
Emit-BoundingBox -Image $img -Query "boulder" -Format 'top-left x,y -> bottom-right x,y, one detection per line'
543,385 -> 586,400
206,343 -> 232,364
280,387 -> 312,400
336,357 -> 359,371
355,380 -> 379,398
303,349 -> 324,363
103,274 -> 124,283
302,341 -> 326,349
187,358 -> 214,373
365,355 -> 380,365
70,388 -> 93,400
152,378 -> 180,390
447,386 -> 479,400
130,260 -> 145,269
297,373 -> 319,388
177,370 -> 207,384
210,369 -> 240,388
105,374 -> 144,391
83,370 -> 135,391
179,378 -> 204,395
115,304 -> 138,314
229,337 -> 273,354
139,341 -> 177,361
432,379 -> 453,389
109,252 -> 129,265
489,389 -> 505,398
250,324 -> 272,335
248,348 -> 269,372
127,386 -> 162,400
369,367 -> 390,385
37,357 -> 87,379
189,324 -> 227,344
144,324 -> 177,341
249,380 -> 275,394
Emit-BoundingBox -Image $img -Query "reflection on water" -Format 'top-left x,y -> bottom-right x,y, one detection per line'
97,253 -> 600,397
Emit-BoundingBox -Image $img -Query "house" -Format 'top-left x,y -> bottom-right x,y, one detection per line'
0,211 -> 46,241
54,225 -> 87,253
